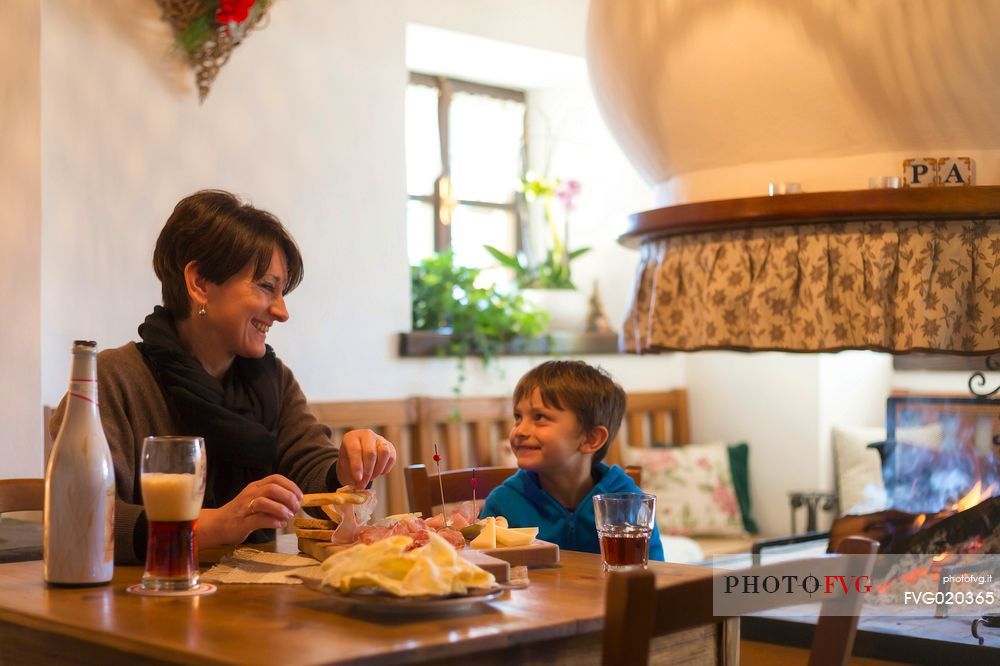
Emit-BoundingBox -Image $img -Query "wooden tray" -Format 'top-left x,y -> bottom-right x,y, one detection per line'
476,540 -> 559,568
296,537 -> 513,583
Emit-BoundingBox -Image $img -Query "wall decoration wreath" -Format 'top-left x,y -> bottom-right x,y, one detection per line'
156,0 -> 274,102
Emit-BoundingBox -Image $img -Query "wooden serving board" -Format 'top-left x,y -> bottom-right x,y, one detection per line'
476,540 -> 559,568
296,537 -> 512,583
297,537 -> 349,562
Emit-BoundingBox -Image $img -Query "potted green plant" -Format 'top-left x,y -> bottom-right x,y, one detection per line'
410,251 -> 549,394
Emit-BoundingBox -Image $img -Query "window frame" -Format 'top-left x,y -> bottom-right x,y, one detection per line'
407,71 -> 528,255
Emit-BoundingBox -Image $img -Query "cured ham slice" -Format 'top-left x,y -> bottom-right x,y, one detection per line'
425,501 -> 477,530
321,486 -> 376,544
437,527 -> 466,550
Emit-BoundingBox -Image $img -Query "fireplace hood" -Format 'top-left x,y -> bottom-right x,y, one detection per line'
585,0 -> 1000,356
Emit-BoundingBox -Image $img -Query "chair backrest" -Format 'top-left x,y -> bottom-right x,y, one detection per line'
309,398 -> 420,517
43,405 -> 55,468
405,464 -> 516,518
0,479 -> 45,515
606,389 -> 690,466
602,536 -> 878,666
416,396 -> 512,470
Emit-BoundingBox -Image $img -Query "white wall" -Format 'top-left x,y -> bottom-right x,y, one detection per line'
685,352 -> 821,535
1,0 -> 42,477
14,0 -> 684,479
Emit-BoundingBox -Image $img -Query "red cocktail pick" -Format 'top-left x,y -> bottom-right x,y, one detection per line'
470,468 -> 478,517
433,443 -> 447,525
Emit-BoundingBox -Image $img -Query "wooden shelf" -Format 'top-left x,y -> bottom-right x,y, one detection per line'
619,186 -> 1000,247
398,331 -> 620,358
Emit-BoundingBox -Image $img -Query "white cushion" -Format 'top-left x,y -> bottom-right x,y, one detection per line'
832,423 -> 943,514
660,535 -> 704,564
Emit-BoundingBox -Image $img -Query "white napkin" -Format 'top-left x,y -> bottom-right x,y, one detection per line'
201,547 -> 322,585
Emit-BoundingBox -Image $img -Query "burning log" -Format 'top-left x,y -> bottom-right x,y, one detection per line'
894,496 -> 1000,554
829,509 -> 928,553
830,497 -> 1000,554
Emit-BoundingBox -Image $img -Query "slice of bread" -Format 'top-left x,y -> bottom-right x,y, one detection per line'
296,529 -> 335,541
294,517 -> 336,530
301,490 -> 368,507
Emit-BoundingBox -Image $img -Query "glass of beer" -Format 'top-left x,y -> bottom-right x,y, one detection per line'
593,492 -> 656,572
140,436 -> 206,591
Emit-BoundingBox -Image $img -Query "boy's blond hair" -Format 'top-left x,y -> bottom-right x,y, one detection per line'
512,360 -> 626,465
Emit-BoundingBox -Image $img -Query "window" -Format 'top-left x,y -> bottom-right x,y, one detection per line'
405,73 -> 527,271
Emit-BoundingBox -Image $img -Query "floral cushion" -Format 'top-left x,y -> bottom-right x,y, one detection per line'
624,442 -> 746,537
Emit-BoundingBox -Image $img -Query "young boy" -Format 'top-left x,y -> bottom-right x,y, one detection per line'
480,360 -> 664,560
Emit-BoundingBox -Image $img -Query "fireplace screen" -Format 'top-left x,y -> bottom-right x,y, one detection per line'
884,395 -> 1000,516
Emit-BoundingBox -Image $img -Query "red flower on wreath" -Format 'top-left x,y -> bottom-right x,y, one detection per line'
216,0 -> 256,25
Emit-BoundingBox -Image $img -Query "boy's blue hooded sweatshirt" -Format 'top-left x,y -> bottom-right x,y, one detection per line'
479,463 -> 664,561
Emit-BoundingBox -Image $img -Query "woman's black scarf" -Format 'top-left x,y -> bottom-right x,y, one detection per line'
136,306 -> 280,517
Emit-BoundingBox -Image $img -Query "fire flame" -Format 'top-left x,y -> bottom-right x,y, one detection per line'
952,480 -> 998,513
878,481 -> 996,595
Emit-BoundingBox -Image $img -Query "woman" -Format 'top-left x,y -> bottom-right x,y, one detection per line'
51,190 -> 396,564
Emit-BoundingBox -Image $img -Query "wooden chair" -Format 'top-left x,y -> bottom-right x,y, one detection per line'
603,536 -> 878,666
308,398 -> 420,517
0,479 -> 44,515
404,464 -> 644,518
405,464 -> 516,517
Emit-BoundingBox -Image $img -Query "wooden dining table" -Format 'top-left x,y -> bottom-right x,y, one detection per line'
0,536 -> 723,665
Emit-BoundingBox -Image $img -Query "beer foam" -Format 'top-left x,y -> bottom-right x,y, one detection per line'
141,473 -> 203,521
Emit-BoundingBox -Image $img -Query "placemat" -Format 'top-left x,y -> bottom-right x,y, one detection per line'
201,547 -> 322,584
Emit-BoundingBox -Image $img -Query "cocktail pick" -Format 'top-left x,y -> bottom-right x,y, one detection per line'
433,443 -> 447,524
470,468 -> 478,517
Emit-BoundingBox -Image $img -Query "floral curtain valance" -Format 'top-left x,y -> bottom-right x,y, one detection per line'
622,218 -> 1000,354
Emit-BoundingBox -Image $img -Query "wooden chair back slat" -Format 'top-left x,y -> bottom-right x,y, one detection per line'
650,410 -> 668,444
0,479 -> 44,515
626,412 -> 646,447
473,422 -> 492,467
404,464 -> 516,518
445,422 -> 463,468
43,406 -> 55,468
602,536 -> 878,666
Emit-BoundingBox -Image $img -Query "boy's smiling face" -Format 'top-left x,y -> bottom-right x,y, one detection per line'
510,388 -> 593,475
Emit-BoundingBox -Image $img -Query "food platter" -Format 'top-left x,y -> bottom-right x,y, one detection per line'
296,576 -> 504,614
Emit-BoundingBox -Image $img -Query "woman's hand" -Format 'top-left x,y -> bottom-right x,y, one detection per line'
336,429 -> 397,488
197,474 -> 303,549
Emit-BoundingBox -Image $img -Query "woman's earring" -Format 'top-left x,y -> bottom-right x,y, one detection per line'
198,304 -> 207,316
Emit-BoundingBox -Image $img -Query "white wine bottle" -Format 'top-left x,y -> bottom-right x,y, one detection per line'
44,340 -> 115,585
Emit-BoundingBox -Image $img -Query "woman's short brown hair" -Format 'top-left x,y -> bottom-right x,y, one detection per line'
512,360 -> 626,465
153,190 -> 304,318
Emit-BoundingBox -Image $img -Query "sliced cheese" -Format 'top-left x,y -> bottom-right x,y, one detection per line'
495,526 -> 538,547
470,516 -> 497,549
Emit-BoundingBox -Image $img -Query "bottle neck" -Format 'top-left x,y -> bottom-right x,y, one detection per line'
66,349 -> 99,410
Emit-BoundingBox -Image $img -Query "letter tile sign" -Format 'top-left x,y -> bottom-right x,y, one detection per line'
939,157 -> 975,187
903,157 -> 975,187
